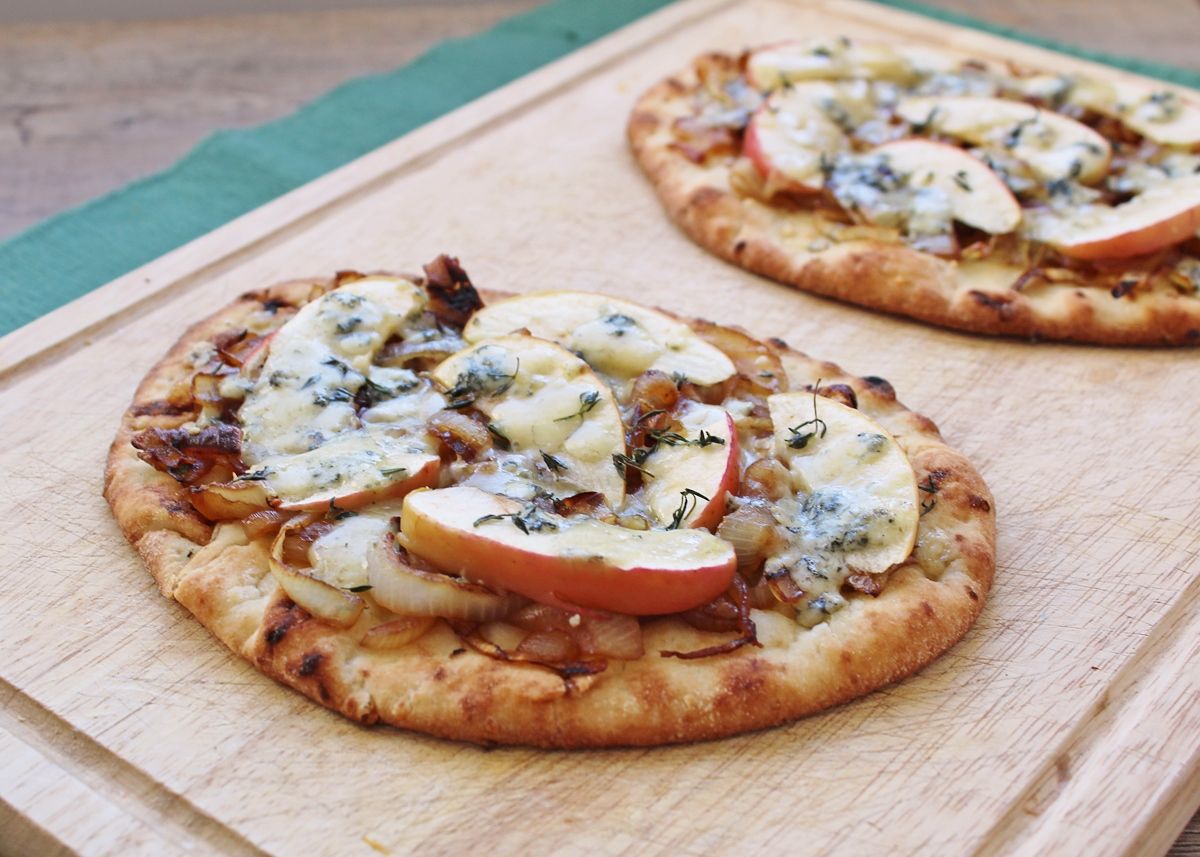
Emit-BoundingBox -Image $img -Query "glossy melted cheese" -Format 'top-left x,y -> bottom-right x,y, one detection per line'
765,393 -> 918,626
239,277 -> 427,463
462,292 -> 735,386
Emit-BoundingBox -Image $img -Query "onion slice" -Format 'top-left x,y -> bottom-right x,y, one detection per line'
192,480 -> 271,520
360,616 -> 437,650
367,534 -> 521,621
269,521 -> 363,628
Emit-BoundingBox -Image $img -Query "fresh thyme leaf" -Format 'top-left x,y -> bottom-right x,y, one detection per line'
347,585 -> 373,593
486,422 -> 510,449
952,170 -> 971,192
446,356 -> 520,408
379,466 -> 408,477
911,105 -> 940,135
636,409 -> 667,424
613,452 -> 654,478
541,451 -> 567,473
554,389 -> 602,422
786,381 -> 828,450
313,386 -> 354,407
921,497 -> 937,515
667,488 -> 711,530
236,468 -> 271,482
356,378 -> 396,409
472,503 -> 558,535
671,372 -> 689,389
329,498 -> 357,520
648,429 -> 727,449
321,356 -> 350,375
335,316 -> 362,335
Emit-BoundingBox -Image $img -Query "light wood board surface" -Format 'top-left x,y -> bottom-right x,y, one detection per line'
2,1 -> 1199,854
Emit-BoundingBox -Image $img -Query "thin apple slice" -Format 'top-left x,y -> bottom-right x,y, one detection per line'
1027,174 -> 1200,259
1070,78 -> 1200,147
251,430 -> 440,512
461,293 -> 734,386
745,83 -> 850,193
767,391 -> 919,577
400,487 -> 737,615
431,335 -> 627,506
873,139 -> 1022,234
239,276 -> 427,462
746,38 -> 914,90
896,95 -> 1111,183
641,404 -> 739,531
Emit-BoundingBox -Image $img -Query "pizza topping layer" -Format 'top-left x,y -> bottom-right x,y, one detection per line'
132,258 -> 937,676
677,38 -> 1200,300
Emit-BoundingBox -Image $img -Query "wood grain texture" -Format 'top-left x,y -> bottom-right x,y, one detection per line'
1,0 -> 1199,854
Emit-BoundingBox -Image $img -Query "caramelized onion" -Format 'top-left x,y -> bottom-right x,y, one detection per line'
577,612 -> 644,661
269,523 -> 363,628
515,630 -> 579,662
360,615 -> 437,650
368,535 -> 521,621
717,501 -> 779,574
740,459 -> 791,501
243,508 -> 289,541
427,409 -> 493,460
190,480 -> 270,521
690,319 -> 787,395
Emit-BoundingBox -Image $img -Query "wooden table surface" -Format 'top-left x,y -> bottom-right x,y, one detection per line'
0,1 -> 1197,854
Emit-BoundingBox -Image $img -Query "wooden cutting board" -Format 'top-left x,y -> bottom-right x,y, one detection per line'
2,1 -> 1198,854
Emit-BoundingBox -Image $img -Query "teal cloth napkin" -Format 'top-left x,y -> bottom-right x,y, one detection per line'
1,0 -> 1197,337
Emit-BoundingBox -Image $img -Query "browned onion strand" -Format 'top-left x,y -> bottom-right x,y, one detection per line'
717,500 -> 779,575
367,536 -> 521,622
450,621 -> 608,679
661,574 -> 760,660
360,616 -> 437,651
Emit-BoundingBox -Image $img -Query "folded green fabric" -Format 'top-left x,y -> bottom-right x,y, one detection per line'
1,0 -> 1197,337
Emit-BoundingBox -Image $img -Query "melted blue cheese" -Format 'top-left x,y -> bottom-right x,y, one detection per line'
307,505 -> 401,590
238,277 -> 426,463
431,336 -> 627,505
765,393 -> 919,627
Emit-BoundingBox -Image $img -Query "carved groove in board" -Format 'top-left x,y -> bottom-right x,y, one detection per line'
0,678 -> 264,857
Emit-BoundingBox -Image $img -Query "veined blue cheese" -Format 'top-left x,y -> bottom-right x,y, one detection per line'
238,277 -> 426,463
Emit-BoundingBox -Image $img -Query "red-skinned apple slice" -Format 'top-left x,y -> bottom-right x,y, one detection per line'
745,84 -> 849,193
462,293 -> 734,386
193,430 -> 440,518
895,95 -> 1112,184
874,139 -> 1022,234
431,335 -> 627,505
641,404 -> 739,531
768,392 -> 918,575
399,486 -> 737,616
1028,174 -> 1200,259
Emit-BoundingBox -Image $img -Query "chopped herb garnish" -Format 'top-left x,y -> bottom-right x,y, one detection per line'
300,374 -> 320,390
786,382 -> 828,450
473,503 -> 558,535
236,468 -> 271,482
541,451 -> 567,473
613,452 -> 654,478
329,498 -> 357,520
446,355 -> 519,408
671,372 -> 689,389
1003,115 -> 1037,149
666,488 -> 711,530
347,585 -> 373,593
636,409 -> 667,424
321,356 -> 350,374
335,316 -> 362,335
918,473 -> 943,515
356,377 -> 404,409
649,429 -> 726,448
486,422 -> 511,449
313,386 -> 354,407
379,466 -> 409,477
911,105 -> 940,135
952,170 -> 972,192
554,390 -> 601,422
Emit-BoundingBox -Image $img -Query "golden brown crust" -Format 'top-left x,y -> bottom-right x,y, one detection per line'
105,281 -> 996,747
628,74 -> 1200,347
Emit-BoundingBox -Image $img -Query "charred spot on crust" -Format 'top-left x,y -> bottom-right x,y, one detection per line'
733,240 -> 747,255
968,290 -> 1017,319
965,586 -> 980,602
333,270 -> 367,288
818,383 -> 858,409
968,494 -> 992,512
433,667 -> 447,681
1187,329 -> 1200,344
298,652 -> 324,677
265,602 -> 302,647
768,336 -> 789,350
449,647 -> 466,658
861,375 -> 895,399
